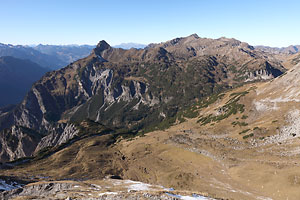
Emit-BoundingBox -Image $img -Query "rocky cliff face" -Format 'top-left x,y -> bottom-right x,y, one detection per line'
0,126 -> 42,161
0,35 -> 286,162
0,123 -> 79,162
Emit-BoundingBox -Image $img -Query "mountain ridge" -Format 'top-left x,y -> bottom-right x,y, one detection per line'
113,42 -> 147,49
0,34 -> 286,162
3,34 -> 300,199
0,43 -> 95,70
256,45 -> 300,55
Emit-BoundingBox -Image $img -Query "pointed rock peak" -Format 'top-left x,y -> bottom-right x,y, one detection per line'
96,40 -> 111,51
188,33 -> 199,39
93,40 -> 111,56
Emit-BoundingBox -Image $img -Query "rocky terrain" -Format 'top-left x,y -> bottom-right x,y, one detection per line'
2,34 -> 300,199
0,178 -> 214,200
0,34 -> 287,162
2,62 -> 300,199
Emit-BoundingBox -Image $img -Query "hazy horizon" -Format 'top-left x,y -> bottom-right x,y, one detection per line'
1,35 -> 300,49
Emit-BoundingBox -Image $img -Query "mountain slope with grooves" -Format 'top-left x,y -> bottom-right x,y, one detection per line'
0,34 -> 286,162
3,62 -> 300,199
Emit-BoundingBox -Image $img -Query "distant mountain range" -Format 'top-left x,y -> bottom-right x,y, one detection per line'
255,45 -> 300,54
0,56 -> 49,107
0,43 -> 95,70
2,41 -> 299,71
32,44 -> 95,66
113,43 -> 147,49
0,43 -> 95,107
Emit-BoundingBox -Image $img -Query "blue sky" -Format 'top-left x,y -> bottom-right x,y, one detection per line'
0,0 -> 299,47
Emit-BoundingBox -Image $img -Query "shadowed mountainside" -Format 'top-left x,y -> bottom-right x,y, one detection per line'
0,56 -> 49,107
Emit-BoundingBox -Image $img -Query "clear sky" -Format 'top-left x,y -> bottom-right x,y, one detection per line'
0,0 -> 299,47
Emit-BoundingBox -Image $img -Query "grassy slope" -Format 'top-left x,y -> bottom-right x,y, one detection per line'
3,80 -> 300,199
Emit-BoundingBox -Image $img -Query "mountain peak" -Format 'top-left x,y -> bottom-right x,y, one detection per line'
96,40 -> 110,50
188,33 -> 199,39
93,40 -> 111,56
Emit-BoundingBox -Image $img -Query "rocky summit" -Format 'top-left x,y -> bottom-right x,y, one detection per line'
1,34 -> 299,200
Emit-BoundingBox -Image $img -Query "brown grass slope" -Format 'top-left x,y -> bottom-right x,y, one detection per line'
5,62 -> 300,199
5,36 -> 300,199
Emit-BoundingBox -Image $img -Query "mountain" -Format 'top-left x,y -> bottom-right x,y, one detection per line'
256,45 -> 300,55
0,56 -> 49,107
0,43 -> 95,70
2,61 -> 300,199
0,43 -> 65,70
33,44 -> 95,65
113,43 -> 147,49
255,45 -> 300,66
0,34 -> 286,162
282,52 -> 300,69
2,34 -> 300,199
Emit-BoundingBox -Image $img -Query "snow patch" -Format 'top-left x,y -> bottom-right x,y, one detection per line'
124,180 -> 152,191
98,192 -> 118,196
166,192 -> 211,200
73,185 -> 80,188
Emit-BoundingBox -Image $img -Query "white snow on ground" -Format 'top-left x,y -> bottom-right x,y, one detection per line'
256,197 -> 273,200
124,180 -> 153,191
181,196 -> 210,200
110,179 -> 214,199
98,192 -> 118,196
0,179 -> 20,191
73,185 -> 80,188
166,192 -> 211,200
